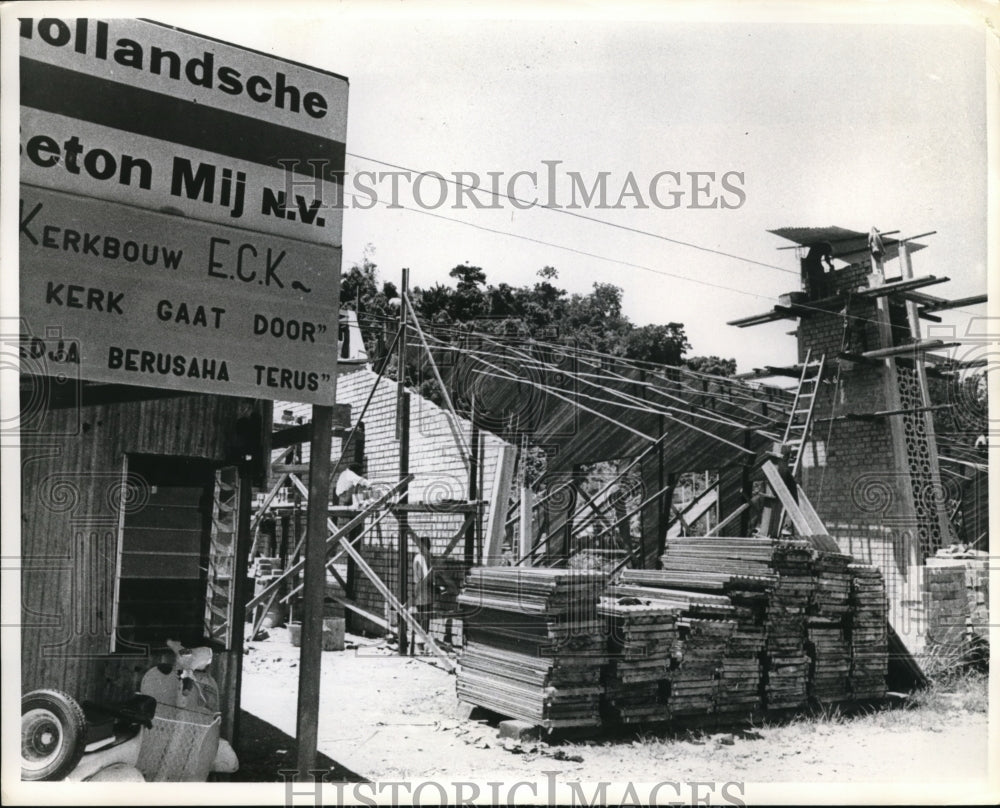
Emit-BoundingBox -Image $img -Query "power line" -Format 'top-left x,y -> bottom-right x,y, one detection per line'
345,152 -> 798,275
341,189 -> 983,339
341,189 -> 780,300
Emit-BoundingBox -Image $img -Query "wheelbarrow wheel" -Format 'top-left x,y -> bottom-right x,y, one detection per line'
21,689 -> 87,781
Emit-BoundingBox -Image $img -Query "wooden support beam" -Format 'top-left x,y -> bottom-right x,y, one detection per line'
858,339 -> 956,360
814,404 -> 951,424
245,477 -> 412,613
337,534 -> 456,672
727,306 -> 799,327
279,508 -> 392,603
760,460 -> 814,538
397,267 -> 411,657
519,484 -> 534,565
923,355 -> 988,369
251,588 -> 281,642
333,596 -> 389,630
705,503 -> 749,537
403,291 -> 472,467
270,410 -> 352,448
248,470 -> 291,542
271,463 -> 312,474
483,444 -> 516,565
466,407 -> 480,567
919,293 -> 987,313
852,274 -> 949,297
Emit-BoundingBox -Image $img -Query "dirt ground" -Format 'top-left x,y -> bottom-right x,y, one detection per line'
238,628 -> 990,786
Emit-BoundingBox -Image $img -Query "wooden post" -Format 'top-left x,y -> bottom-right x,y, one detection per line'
740,429 -> 754,535
466,395 -> 479,567
656,414 -> 665,568
483,445 -> 516,565
518,437 -> 533,565
396,268 -> 410,656
519,486 -> 534,565
295,404 -> 333,778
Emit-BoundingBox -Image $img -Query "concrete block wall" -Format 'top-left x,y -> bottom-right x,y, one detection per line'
799,343 -> 913,539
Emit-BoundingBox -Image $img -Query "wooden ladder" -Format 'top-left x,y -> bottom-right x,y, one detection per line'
781,349 -> 826,479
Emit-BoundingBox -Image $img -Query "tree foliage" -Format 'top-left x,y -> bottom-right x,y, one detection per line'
684,355 -> 738,377
339,252 -> 737,382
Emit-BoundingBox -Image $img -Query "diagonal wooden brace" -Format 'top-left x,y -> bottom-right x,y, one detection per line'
337,534 -> 456,672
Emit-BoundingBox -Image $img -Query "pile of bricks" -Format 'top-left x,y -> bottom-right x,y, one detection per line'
923,565 -> 969,648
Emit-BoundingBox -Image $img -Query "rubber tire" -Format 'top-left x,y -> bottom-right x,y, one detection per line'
21,689 -> 87,781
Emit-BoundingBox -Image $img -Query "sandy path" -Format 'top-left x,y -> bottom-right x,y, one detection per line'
240,629 -> 990,787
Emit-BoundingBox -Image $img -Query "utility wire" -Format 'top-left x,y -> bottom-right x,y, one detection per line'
349,152 -> 982,318
341,187 -> 983,346
345,152 -> 798,275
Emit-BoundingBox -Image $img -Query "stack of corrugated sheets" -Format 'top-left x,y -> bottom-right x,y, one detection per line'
848,564 -> 888,700
454,538 -> 890,731
657,537 -> 779,593
805,619 -> 851,703
456,568 -> 608,728
803,549 -> 854,703
718,621 -> 766,716
615,569 -> 762,719
669,616 -> 737,715
598,595 -> 677,723
764,541 -> 815,710
812,550 -> 853,617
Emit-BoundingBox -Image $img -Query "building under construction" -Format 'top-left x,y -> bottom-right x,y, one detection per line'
248,226 -> 988,729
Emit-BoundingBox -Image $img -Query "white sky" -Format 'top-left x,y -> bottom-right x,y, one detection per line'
1,5 -> 998,806
16,1 -> 997,372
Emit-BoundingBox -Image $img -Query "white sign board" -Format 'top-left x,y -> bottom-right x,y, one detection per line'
20,185 -> 342,403
19,18 -> 347,244
19,17 -> 349,401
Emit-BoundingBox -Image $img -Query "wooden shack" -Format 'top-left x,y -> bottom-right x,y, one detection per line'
20,381 -> 270,740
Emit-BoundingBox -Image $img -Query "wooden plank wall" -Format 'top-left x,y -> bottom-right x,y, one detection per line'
20,391 -> 256,705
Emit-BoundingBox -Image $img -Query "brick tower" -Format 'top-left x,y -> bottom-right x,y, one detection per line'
730,227 -> 965,644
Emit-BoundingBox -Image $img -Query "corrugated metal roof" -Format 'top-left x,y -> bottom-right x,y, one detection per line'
769,226 -> 926,263
409,331 -> 793,473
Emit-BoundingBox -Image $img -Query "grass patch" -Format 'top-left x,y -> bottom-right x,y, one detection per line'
908,669 -> 988,714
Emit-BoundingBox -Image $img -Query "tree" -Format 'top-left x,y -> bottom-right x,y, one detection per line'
355,257 -> 710,384
685,355 -> 738,377
449,264 -> 487,290
340,245 -> 397,360
623,323 -> 690,366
